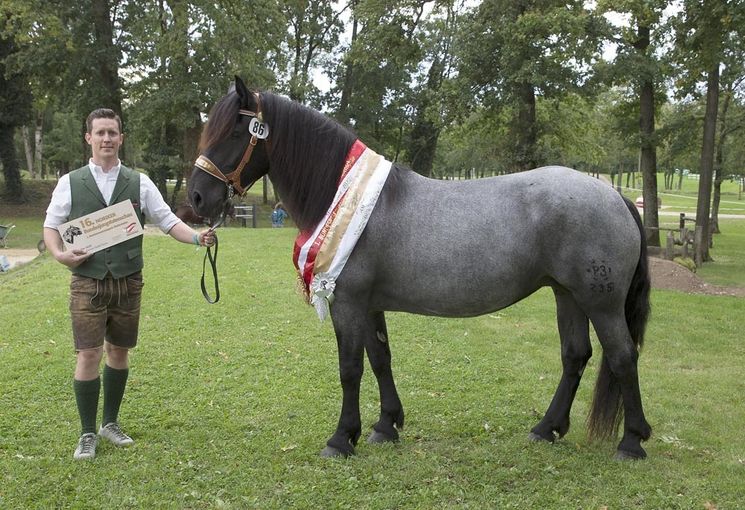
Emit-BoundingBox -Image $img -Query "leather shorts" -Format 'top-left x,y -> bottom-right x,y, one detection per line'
69,272 -> 144,351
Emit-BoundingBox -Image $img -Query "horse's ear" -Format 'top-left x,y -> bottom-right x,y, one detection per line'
234,75 -> 250,105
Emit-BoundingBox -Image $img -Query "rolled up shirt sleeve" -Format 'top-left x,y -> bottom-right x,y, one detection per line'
139,173 -> 182,233
43,174 -> 72,230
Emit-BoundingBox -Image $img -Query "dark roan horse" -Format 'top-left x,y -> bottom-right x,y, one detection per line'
188,76 -> 652,460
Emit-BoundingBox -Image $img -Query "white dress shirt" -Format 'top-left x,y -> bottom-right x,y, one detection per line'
44,160 -> 181,233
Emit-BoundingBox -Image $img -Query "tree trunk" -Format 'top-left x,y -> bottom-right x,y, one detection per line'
336,5 -> 358,126
34,112 -> 43,179
694,65 -> 719,265
174,109 -> 202,207
408,57 -> 444,177
0,125 -> 24,198
639,69 -> 660,247
515,81 -> 537,172
710,89 -> 731,234
21,125 -> 34,176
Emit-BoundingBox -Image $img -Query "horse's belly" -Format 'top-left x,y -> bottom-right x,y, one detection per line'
369,262 -> 545,317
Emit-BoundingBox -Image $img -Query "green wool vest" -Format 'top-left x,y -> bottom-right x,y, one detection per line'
68,165 -> 145,279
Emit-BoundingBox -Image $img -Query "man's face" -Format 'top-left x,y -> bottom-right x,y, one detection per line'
85,117 -> 123,163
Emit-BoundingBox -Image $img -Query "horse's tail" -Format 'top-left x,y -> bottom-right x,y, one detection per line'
588,196 -> 651,440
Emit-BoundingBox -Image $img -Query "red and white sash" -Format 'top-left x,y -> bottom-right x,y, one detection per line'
293,140 -> 392,320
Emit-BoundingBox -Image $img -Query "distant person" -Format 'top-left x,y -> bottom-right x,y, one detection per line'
271,202 -> 288,228
43,108 -> 216,461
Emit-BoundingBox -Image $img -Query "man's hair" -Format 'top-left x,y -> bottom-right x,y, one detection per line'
86,108 -> 122,134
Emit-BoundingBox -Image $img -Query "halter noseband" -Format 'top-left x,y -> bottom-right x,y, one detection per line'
194,93 -> 265,197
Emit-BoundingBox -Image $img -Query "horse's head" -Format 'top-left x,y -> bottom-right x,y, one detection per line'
188,76 -> 271,226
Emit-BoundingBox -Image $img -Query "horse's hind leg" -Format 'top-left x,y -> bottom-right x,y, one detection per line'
590,312 -> 652,459
365,312 -> 404,444
530,289 -> 592,443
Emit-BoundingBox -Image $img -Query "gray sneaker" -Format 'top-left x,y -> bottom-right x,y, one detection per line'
99,422 -> 134,446
74,433 -> 98,460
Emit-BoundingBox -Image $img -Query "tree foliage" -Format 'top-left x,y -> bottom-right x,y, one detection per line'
459,0 -> 607,171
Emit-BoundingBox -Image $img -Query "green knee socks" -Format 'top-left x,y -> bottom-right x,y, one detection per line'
102,365 -> 129,426
73,365 -> 129,435
73,377 -> 100,435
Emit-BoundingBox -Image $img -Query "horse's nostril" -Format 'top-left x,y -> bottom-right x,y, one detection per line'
191,191 -> 202,210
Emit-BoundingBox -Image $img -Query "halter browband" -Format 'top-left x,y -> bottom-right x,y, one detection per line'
195,93 -> 264,197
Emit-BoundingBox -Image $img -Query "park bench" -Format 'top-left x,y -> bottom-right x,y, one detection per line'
234,204 -> 256,228
0,224 -> 15,248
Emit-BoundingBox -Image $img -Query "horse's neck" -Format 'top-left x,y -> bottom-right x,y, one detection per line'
266,96 -> 355,231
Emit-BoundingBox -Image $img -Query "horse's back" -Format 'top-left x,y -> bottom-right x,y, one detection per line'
343,165 -> 641,317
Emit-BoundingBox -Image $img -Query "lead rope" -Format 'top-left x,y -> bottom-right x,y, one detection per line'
200,208 -> 227,304
200,234 -> 220,303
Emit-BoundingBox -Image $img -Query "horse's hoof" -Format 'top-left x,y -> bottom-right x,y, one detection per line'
614,449 -> 646,461
528,431 -> 553,443
367,430 -> 398,444
320,445 -> 353,458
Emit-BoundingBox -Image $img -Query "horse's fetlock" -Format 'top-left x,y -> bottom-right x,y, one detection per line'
394,407 -> 405,429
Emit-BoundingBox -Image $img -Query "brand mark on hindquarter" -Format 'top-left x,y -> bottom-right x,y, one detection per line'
587,259 -> 615,293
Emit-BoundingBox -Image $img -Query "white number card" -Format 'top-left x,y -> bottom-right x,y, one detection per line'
248,117 -> 269,139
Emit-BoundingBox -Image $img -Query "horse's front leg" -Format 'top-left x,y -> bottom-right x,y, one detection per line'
365,311 -> 404,444
322,302 -> 367,457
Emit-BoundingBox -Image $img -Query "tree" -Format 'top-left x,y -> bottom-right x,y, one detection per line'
658,100 -> 702,189
710,31 -> 745,233
43,111 -> 81,176
672,0 -> 744,264
328,0 -> 428,157
405,0 -> 462,177
0,10 -> 33,199
123,0 -> 283,205
459,0 -> 606,172
596,0 -> 669,247
280,0 -> 345,105
4,0 -> 126,177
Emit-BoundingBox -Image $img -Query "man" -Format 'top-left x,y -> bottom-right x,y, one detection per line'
43,108 -> 216,460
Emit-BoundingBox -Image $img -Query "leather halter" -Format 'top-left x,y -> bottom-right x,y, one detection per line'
194,93 -> 265,197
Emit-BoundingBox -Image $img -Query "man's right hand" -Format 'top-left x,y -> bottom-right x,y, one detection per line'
57,249 -> 91,268
43,227 -> 92,268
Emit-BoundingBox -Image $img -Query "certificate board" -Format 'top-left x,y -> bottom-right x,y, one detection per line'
58,200 -> 143,254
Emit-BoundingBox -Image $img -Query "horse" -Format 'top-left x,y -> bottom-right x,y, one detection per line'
187,76 -> 652,460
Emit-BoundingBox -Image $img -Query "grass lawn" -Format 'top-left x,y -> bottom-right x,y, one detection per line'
612,172 -> 745,219
2,228 -> 744,509
0,177 -> 288,251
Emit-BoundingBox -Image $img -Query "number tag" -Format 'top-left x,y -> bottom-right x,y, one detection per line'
248,117 -> 269,139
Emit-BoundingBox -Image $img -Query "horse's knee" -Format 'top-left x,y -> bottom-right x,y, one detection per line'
338,359 -> 363,385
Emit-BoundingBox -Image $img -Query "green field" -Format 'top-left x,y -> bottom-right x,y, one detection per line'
2,225 -> 744,508
614,172 -> 745,220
